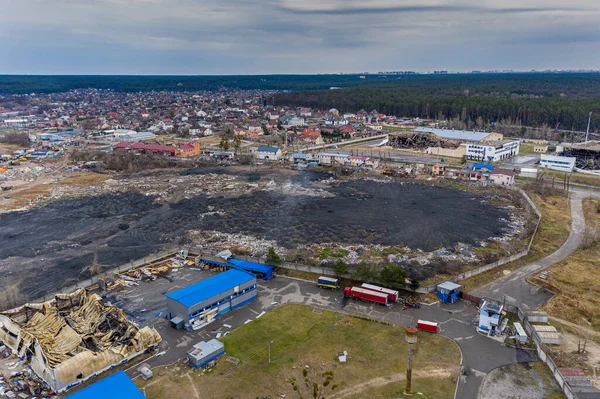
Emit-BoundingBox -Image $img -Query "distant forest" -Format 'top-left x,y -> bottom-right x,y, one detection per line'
1,73 -> 600,131
274,74 -> 600,132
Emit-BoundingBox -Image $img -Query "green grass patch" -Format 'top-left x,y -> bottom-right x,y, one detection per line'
136,304 -> 460,399
318,248 -> 349,258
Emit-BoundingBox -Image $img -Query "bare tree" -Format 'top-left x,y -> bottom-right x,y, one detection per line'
0,284 -> 25,311
577,318 -> 591,354
582,226 -> 597,250
289,368 -> 337,399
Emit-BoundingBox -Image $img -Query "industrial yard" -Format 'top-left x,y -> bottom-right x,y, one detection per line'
1,77 -> 598,399
134,304 -> 461,399
0,166 -> 527,305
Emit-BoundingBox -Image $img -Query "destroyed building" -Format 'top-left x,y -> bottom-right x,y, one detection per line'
0,289 -> 161,393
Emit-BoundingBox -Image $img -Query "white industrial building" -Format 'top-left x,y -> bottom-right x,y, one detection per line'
315,152 -> 349,165
465,140 -> 520,162
256,146 -> 282,160
187,339 -> 225,368
539,154 -> 576,172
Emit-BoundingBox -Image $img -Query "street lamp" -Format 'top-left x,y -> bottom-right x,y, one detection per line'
404,326 -> 418,396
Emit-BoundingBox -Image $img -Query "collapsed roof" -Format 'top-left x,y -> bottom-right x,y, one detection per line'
0,289 -> 161,392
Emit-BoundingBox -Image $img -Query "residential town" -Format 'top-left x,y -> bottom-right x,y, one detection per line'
1,87 -> 600,399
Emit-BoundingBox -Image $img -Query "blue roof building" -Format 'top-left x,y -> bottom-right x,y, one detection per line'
257,145 -> 280,153
66,371 -> 144,399
228,258 -> 274,280
167,269 -> 257,329
256,146 -> 282,160
473,163 -> 495,171
436,281 -> 461,304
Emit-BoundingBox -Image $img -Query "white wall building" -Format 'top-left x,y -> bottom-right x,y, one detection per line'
489,169 -> 515,186
316,152 -> 349,165
465,140 -> 520,162
539,154 -> 576,172
285,117 -> 305,127
256,146 -> 282,160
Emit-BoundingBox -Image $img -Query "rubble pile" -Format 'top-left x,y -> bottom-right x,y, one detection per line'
264,181 -> 334,198
187,230 -> 279,257
107,250 -> 198,289
0,290 -> 162,392
0,166 -> 45,183
0,368 -> 55,399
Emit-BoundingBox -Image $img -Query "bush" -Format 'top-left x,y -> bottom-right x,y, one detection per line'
333,259 -> 349,276
377,264 -> 406,289
265,247 -> 282,266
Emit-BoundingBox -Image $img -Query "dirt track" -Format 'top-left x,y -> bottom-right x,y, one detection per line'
0,169 -> 511,302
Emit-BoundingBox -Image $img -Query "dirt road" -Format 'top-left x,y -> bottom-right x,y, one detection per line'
474,188 -> 600,309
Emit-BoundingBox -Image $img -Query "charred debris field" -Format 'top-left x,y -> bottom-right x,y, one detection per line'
0,167 -> 518,301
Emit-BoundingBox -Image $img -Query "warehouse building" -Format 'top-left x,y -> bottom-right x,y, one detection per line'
201,257 -> 274,280
167,269 -> 257,330
228,258 -> 274,280
0,290 -> 161,393
187,339 -> 225,368
67,371 -> 145,399
414,127 -> 503,143
464,140 -> 520,162
540,154 -> 576,172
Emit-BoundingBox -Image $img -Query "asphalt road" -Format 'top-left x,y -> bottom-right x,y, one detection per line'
126,276 -> 535,398
473,188 -> 600,309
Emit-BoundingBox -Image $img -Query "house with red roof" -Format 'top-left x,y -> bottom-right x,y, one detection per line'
300,128 -> 324,145
339,125 -> 356,137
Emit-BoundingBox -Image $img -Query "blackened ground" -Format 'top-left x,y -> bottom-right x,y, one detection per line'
0,179 -> 508,301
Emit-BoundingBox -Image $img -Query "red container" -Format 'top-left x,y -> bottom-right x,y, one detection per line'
417,319 -> 439,333
345,286 -> 388,306
361,283 -> 399,303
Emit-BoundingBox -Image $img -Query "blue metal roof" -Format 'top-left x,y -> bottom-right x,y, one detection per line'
473,163 -> 495,171
228,258 -> 274,280
257,146 -> 279,153
66,371 -> 144,399
166,269 -> 255,307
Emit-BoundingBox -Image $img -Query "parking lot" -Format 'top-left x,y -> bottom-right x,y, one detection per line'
115,272 -> 535,398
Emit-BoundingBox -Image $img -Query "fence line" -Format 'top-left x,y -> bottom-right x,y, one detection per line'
514,304 -> 577,398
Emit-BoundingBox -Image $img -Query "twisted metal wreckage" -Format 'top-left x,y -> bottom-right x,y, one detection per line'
0,289 -> 161,392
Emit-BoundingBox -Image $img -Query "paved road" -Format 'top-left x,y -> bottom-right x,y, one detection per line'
473,188 -> 600,309
127,276 -> 535,398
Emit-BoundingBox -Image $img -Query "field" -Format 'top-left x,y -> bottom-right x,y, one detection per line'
459,189 -> 570,291
0,170 -> 109,210
540,199 -> 600,331
135,304 -> 461,399
0,166 -> 516,303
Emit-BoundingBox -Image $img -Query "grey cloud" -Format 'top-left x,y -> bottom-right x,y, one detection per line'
275,4 -> 591,16
1,0 -> 600,73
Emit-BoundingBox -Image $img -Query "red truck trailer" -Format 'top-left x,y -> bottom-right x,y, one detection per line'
417,319 -> 439,333
361,283 -> 399,303
344,286 -> 388,306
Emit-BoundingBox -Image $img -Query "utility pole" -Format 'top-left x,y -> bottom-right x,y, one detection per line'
268,340 -> 273,364
404,327 -> 418,396
585,112 -> 592,144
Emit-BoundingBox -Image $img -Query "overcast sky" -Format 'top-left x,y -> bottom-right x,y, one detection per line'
1,0 -> 599,74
